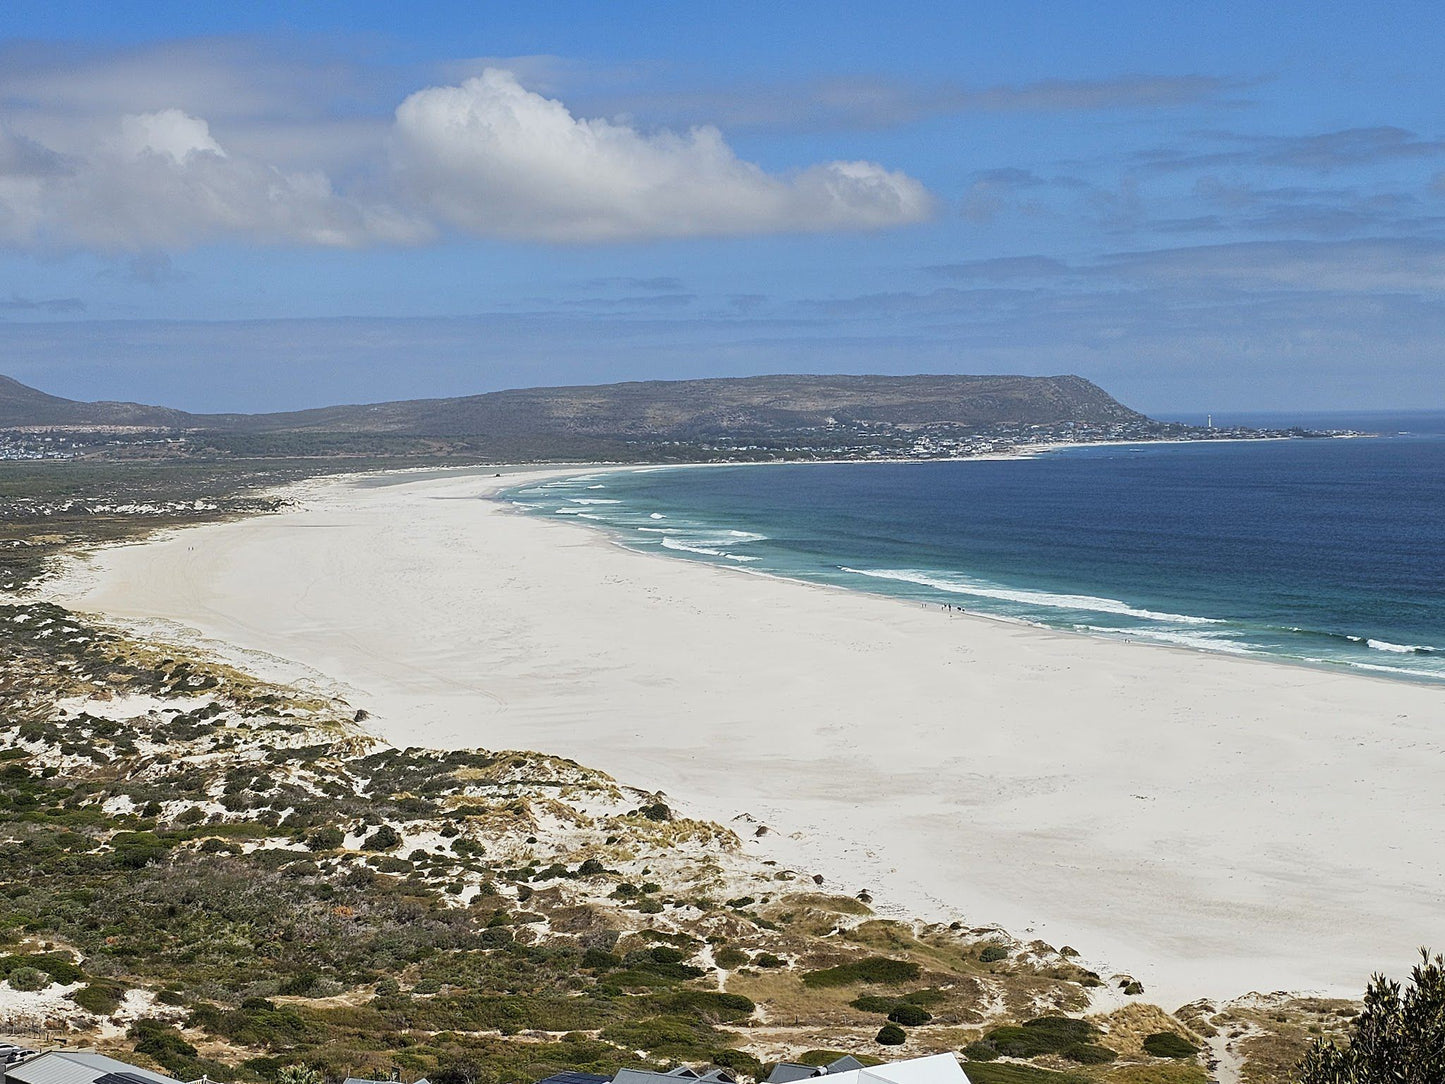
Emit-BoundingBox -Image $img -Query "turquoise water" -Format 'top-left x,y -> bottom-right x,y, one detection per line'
505,419 -> 1445,683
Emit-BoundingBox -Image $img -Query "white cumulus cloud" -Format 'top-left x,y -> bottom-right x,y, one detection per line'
391,69 -> 934,242
0,110 -> 427,250
117,108 -> 225,160
0,65 -> 931,251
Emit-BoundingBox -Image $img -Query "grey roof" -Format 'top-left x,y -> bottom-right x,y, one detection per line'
5,1052 -> 178,1084
613,1070 -> 734,1084
534,1074 -> 609,1084
766,1068 -> 821,1084
765,1059 -> 868,1084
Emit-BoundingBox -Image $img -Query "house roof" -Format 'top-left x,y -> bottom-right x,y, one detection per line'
5,1052 -> 178,1084
533,1073 -> 610,1084
764,1068 -> 821,1084
767,1055 -> 971,1084
612,1069 -> 735,1084
765,1056 -> 868,1084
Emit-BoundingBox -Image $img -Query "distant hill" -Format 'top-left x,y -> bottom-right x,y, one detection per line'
222,372 -> 1142,436
3,373 -> 1143,434
0,371 -> 1162,460
0,374 -> 189,428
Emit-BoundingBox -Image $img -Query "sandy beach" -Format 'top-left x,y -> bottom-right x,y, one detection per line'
46,465 -> 1445,1008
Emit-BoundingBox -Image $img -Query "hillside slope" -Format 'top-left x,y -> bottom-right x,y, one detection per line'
0,374 -> 190,428
2,373 -> 1143,436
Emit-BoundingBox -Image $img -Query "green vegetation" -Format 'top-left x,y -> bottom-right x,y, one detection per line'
801,956 -> 921,988
1061,1045 -> 1116,1065
1141,1034 -> 1197,1059
886,1004 -> 932,1026
874,1024 -> 906,1046
1296,949 -> 1444,1083
961,1065 -> 1085,1084
972,1017 -> 1101,1059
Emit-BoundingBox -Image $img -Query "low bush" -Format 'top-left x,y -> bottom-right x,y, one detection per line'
7,966 -> 45,991
1061,1043 -> 1116,1064
712,1050 -> 764,1079
888,1003 -> 932,1026
985,1017 -> 1098,1058
802,956 -> 921,988
715,946 -> 748,969
362,825 -> 401,851
978,943 -> 1010,963
961,1066 -> 1083,1084
72,982 -> 125,1014
305,827 -> 343,851
962,1041 -> 999,1062
1142,1032 -> 1198,1059
875,1023 -> 906,1045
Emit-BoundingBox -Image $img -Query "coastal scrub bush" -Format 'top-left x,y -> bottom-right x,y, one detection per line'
715,946 -> 748,969
802,956 -> 921,988
1142,1032 -> 1198,1059
1061,1043 -> 1116,1064
888,1003 -> 932,1026
128,1019 -> 203,1078
1297,949 -> 1445,1083
755,952 -> 785,968
305,826 -> 343,851
7,965 -> 45,991
962,1040 -> 999,1062
985,1017 -> 1098,1058
72,981 -> 125,1014
960,1066 -> 1082,1084
978,943 -> 1009,963
875,1023 -> 907,1045
711,1049 -> 764,1079
111,830 -> 172,868
362,825 -> 401,851
852,994 -> 898,1013
654,990 -> 756,1022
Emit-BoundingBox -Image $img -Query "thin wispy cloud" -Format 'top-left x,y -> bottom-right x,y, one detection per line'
1139,127 -> 1445,174
0,293 -> 84,312
590,73 -> 1245,133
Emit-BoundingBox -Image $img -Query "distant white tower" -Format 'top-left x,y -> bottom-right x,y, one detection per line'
1206,413 -> 1213,429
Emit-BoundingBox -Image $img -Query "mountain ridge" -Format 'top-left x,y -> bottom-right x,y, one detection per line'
0,372 -> 1145,436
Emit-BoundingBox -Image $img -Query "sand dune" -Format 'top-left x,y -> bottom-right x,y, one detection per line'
49,466 -> 1445,1007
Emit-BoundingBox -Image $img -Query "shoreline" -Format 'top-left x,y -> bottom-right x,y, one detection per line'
497,450 -> 1442,691
41,463 -> 1445,1009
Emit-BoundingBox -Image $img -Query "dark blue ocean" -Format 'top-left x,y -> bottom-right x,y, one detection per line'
507,412 -> 1445,683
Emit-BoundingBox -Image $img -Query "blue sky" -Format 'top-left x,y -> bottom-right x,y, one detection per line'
2,1 -> 1443,413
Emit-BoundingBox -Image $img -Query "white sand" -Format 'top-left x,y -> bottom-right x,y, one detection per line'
46,466 -> 1445,1007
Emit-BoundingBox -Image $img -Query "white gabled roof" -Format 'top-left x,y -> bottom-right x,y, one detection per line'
831,1054 -> 972,1084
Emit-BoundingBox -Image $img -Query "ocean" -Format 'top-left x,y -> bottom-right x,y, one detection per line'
506,412 -> 1445,684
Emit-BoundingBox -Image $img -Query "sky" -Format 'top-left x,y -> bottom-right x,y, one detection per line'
1,0 -> 1443,414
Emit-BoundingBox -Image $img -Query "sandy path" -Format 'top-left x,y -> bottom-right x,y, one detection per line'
47,466 -> 1445,1007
